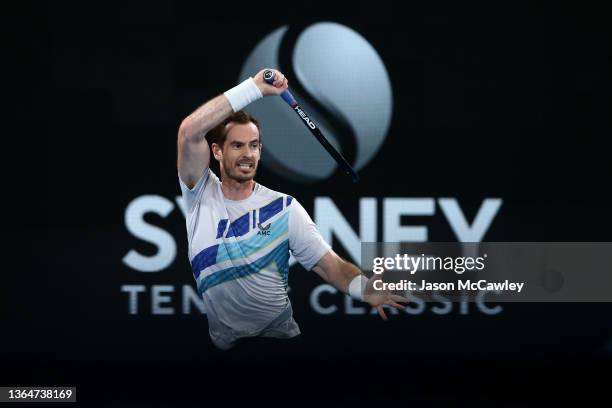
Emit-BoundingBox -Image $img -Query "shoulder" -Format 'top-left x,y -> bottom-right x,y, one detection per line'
196,169 -> 222,205
207,168 -> 221,186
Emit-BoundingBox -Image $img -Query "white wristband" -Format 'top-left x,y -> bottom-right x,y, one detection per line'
223,77 -> 263,112
348,275 -> 369,301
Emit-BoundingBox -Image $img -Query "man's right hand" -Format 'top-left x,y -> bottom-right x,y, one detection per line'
253,68 -> 289,96
363,271 -> 409,321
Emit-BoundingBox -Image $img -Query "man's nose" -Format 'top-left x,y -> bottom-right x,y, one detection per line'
241,146 -> 254,157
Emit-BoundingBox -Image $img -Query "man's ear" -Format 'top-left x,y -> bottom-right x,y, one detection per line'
211,143 -> 222,161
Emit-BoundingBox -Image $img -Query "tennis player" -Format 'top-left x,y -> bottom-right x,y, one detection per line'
177,68 -> 407,350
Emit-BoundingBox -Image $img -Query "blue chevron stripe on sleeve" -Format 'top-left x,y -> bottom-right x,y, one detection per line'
191,244 -> 219,280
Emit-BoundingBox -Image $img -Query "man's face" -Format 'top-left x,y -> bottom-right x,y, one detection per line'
214,122 -> 261,182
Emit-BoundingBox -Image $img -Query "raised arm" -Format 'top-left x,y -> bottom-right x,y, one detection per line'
177,95 -> 231,188
177,69 -> 289,188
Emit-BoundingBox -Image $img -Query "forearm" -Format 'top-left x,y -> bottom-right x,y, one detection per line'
333,259 -> 362,294
313,252 -> 362,294
179,94 -> 233,143
179,70 -> 287,142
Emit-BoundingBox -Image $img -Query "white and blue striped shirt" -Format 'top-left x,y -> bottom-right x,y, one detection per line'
179,168 -> 330,349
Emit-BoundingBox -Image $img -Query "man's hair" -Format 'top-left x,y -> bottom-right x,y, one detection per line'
208,110 -> 261,147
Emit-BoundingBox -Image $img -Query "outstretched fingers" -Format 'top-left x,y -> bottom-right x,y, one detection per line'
376,306 -> 389,321
390,294 -> 410,303
376,294 -> 408,320
385,300 -> 406,310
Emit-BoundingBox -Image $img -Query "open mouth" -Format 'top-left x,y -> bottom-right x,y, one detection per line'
237,162 -> 254,170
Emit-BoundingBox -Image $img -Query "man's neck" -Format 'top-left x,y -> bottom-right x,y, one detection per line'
220,176 -> 255,201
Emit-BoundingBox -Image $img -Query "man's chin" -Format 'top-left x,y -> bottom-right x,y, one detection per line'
229,170 -> 256,183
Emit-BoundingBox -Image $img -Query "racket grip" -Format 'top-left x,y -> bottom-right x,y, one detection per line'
263,69 -> 298,107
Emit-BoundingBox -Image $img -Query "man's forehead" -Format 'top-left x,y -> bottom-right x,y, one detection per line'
225,122 -> 260,142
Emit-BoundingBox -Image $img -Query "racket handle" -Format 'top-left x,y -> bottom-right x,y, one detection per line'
263,69 -> 298,107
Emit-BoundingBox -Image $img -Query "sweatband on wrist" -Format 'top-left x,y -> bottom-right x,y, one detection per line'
348,274 -> 369,301
223,77 -> 263,112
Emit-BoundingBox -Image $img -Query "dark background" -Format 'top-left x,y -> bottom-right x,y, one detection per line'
4,1 -> 611,406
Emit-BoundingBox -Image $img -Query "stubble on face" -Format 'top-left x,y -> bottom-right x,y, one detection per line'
219,122 -> 261,183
